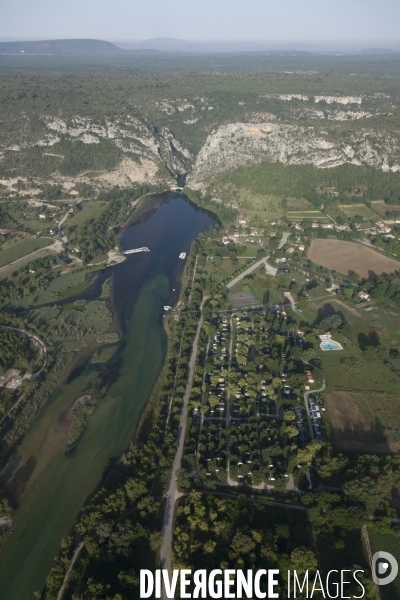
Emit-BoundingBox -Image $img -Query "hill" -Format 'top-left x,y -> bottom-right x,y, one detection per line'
0,39 -> 122,55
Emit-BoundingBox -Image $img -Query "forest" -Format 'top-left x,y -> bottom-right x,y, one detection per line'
0,328 -> 32,373
212,162 -> 400,207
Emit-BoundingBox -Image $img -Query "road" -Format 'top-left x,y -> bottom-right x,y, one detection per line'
0,325 -> 48,425
0,239 -> 63,273
0,325 -> 47,380
58,210 -> 70,243
204,491 -> 307,511
159,301 -> 205,593
303,380 -> 326,441
223,232 -> 290,290
283,291 -> 303,315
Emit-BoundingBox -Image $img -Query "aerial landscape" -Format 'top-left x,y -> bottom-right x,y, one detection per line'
1,0 -> 400,599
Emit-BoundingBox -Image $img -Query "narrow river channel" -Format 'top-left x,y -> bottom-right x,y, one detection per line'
0,193 -> 215,600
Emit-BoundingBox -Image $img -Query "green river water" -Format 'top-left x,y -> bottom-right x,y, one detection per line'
0,194 -> 214,599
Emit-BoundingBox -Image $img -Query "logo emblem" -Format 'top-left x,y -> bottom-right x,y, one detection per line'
372,551 -> 398,586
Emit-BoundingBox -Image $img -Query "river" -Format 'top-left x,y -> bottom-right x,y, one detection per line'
0,193 -> 215,600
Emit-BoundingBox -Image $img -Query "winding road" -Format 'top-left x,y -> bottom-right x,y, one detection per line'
0,325 -> 48,424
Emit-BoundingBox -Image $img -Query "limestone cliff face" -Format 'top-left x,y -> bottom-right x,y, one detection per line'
0,113 -> 192,182
187,121 -> 400,188
0,90 -> 399,191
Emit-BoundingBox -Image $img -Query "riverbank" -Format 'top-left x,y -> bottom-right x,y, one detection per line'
0,192 -> 216,600
41,236 -> 209,600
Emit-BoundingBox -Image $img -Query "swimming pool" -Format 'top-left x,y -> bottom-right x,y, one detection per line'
319,335 -> 343,351
321,341 -> 339,350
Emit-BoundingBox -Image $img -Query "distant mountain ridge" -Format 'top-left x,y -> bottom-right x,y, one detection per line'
115,37 -> 400,54
0,39 -> 122,55
0,38 -> 399,57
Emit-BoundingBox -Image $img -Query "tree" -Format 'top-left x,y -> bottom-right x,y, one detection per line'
285,425 -> 299,439
290,547 -> 317,575
343,477 -> 384,514
283,410 -> 296,422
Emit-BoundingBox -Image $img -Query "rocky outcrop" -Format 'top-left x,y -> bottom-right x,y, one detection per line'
187,121 -> 400,187
0,113 -> 192,182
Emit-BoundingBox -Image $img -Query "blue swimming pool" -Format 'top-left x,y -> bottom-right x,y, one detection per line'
322,342 -> 338,350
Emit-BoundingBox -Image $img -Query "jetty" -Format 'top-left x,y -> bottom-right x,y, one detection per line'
123,247 -> 150,255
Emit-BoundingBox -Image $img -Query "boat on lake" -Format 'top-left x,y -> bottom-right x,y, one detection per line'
179,252 -> 186,259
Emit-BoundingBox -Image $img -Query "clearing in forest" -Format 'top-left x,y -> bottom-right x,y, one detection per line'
308,239 -> 400,279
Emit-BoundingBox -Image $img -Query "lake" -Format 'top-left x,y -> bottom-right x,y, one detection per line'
0,193 -> 215,600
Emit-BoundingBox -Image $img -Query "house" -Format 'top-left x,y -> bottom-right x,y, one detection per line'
311,222 -> 319,228
294,223 -> 302,230
322,223 -> 334,229
287,247 -> 294,253
39,214 -> 46,219
233,231 -> 240,238
298,244 -> 305,251
269,231 -> 276,236
358,290 -> 370,300
222,236 -> 230,245
306,370 -> 315,383
326,283 -> 339,292
271,304 -> 286,315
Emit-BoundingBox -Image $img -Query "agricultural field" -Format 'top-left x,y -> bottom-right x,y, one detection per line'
324,391 -> 400,453
370,530 -> 400,600
210,183 -> 314,225
204,255 -> 256,287
338,203 -> 378,220
239,193 -> 286,223
370,200 -> 400,216
229,269 -> 283,306
0,237 -> 52,268
308,238 -> 400,279
66,201 -> 108,228
287,209 -> 328,221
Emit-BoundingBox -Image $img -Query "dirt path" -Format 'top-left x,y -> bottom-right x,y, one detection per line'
56,541 -> 85,600
362,525 -> 381,600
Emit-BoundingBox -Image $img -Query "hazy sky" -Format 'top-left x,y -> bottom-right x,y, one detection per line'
1,0 -> 399,42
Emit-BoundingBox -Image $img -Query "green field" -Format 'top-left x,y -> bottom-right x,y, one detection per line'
371,201 -> 400,216
287,210 -> 329,221
370,530 -> 400,599
66,201 -> 108,227
240,193 -> 285,223
339,203 -> 378,220
0,237 -> 52,268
